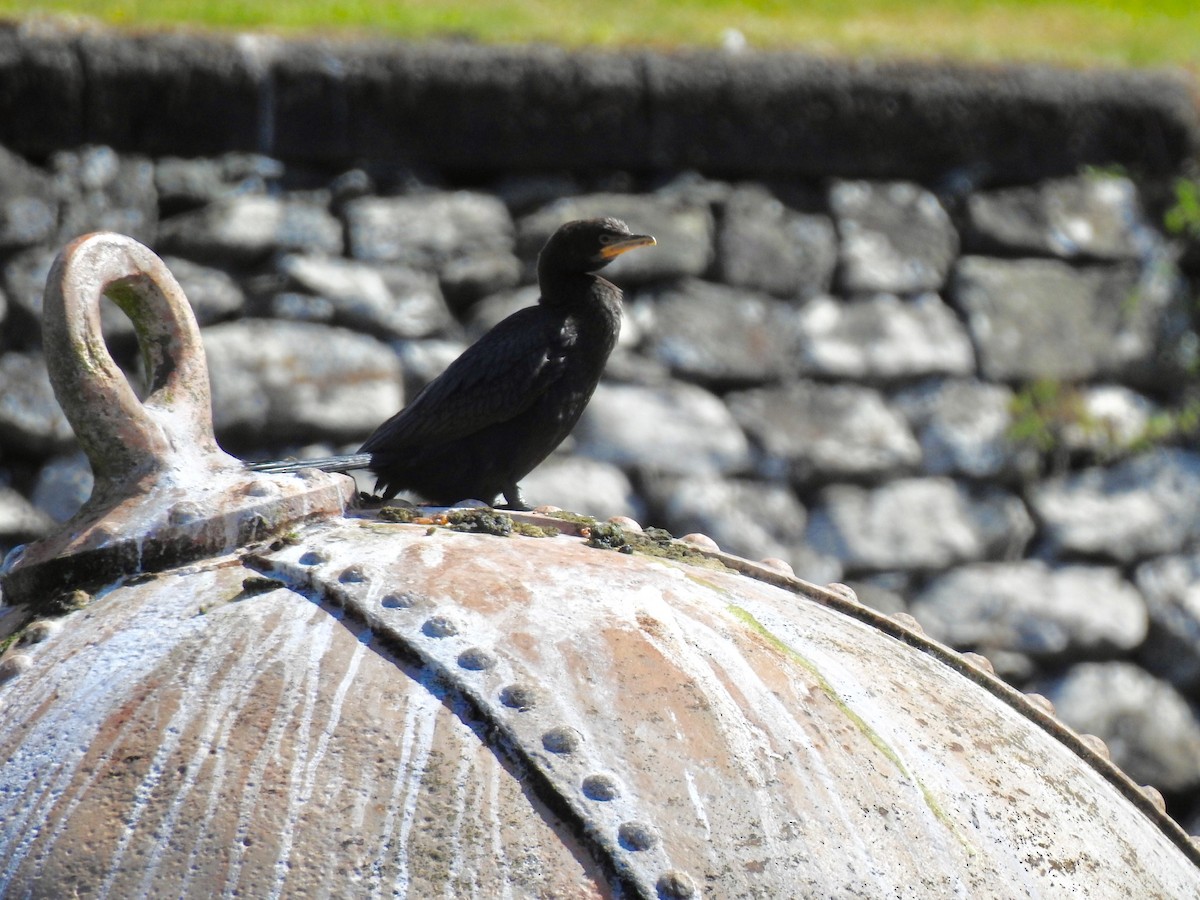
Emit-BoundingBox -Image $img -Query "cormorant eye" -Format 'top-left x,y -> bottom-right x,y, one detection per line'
599,233 -> 615,244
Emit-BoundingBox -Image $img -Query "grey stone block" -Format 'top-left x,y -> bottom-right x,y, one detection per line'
1135,552 -> 1200,694
911,561 -> 1148,658
717,184 -> 836,297
0,352 -> 76,455
203,320 -> 402,444
159,194 -> 343,261
965,175 -> 1153,260
728,381 -> 920,483
831,180 -> 958,293
952,255 -> 1182,382
1030,449 -> 1200,564
807,478 -> 1033,573
277,254 -> 453,339
642,279 -> 802,386
574,381 -> 751,477
794,293 -> 975,380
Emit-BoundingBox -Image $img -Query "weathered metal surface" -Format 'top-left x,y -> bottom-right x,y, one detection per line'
3,232 -> 1200,898
1,232 -> 353,613
4,512 -> 1198,897
0,555 -> 606,898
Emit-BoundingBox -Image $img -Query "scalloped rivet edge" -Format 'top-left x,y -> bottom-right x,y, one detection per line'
1141,784 -> 1167,813
1024,692 -> 1056,718
0,653 -> 33,684
759,557 -> 794,575
679,533 -> 719,551
825,582 -> 859,603
19,619 -> 61,645
606,516 -> 641,533
1077,733 -> 1111,761
656,869 -> 698,899
890,611 -> 924,635
617,820 -> 658,851
960,651 -> 995,676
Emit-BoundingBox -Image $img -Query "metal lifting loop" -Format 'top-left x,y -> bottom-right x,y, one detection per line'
1,233 -> 353,610
42,232 -> 228,488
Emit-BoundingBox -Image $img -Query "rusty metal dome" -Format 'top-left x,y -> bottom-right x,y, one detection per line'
2,234 -> 1199,898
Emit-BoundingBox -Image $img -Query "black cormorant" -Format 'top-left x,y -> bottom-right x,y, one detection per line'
250,217 -> 656,509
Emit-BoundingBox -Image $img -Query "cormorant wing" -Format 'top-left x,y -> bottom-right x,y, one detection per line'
360,304 -> 573,453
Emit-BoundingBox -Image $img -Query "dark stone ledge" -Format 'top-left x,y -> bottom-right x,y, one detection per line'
0,22 -> 1195,181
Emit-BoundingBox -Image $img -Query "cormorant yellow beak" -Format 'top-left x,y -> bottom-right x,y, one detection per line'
599,233 -> 657,260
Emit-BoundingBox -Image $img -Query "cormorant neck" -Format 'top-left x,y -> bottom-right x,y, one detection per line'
537,264 -> 611,308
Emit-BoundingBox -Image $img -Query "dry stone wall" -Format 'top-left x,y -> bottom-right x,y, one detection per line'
2,22 -> 1200,827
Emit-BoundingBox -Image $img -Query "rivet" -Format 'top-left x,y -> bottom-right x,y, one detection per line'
825,582 -> 859,604
338,565 -> 368,584
608,516 -> 643,533
617,821 -> 657,851
422,616 -> 459,638
380,592 -> 414,609
890,612 -> 924,635
960,652 -> 995,675
1024,692 -> 1056,717
457,647 -> 495,671
244,480 -> 278,497
581,773 -> 620,801
542,726 -> 583,754
656,869 -> 698,899
298,550 -> 328,566
1141,784 -> 1167,813
760,557 -> 794,575
19,620 -> 60,645
500,684 -> 537,710
680,533 -> 719,551
0,653 -> 33,684
1078,733 -> 1111,761
168,501 -> 203,526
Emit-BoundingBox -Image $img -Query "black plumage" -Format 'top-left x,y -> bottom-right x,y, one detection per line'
250,217 -> 655,509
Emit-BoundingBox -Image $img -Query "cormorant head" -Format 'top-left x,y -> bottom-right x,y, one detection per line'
538,217 -> 657,276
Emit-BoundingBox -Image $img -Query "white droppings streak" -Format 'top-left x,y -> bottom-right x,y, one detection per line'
485,761 -> 515,900
419,540 -> 446,569
167,604 -> 321,898
390,685 -> 440,898
219,604 -> 334,897
369,703 -> 420,900
269,622 -> 370,899
442,738 -> 477,899
110,606 -> 302,900
683,769 -> 711,839
0,584 -> 208,895
365,682 -> 441,900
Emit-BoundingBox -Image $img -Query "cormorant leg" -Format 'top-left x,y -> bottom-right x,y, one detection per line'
500,483 -> 531,511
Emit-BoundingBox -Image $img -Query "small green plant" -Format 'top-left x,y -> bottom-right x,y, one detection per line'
1007,379 -> 1090,459
1164,177 -> 1200,240
1129,398 -> 1200,452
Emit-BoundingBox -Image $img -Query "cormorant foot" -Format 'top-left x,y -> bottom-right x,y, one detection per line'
500,485 -> 530,511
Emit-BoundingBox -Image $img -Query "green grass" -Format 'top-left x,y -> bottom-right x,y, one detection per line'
4,1 -> 1200,69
